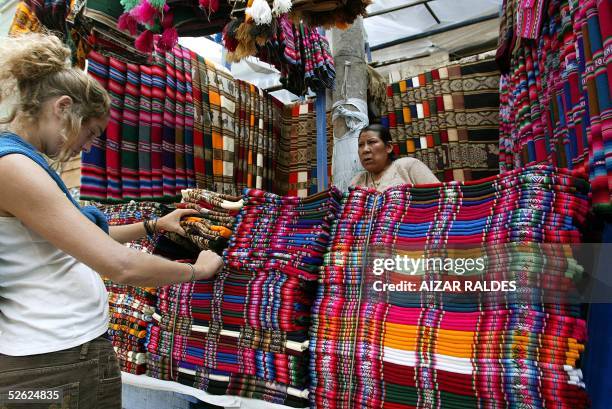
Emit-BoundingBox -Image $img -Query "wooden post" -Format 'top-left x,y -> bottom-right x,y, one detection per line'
330,17 -> 368,190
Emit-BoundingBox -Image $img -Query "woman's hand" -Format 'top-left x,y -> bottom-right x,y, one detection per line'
156,209 -> 200,236
193,250 -> 224,280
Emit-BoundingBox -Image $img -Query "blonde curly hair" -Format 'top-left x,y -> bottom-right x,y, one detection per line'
0,33 -> 111,162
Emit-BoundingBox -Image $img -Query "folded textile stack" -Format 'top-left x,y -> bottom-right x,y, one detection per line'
497,0 -> 611,214
147,188 -> 342,407
381,58 -> 500,182
162,188 -> 242,254
99,201 -> 165,374
310,186 -> 380,406
310,165 -> 590,408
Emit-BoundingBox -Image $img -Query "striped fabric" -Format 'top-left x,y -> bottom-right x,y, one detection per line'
162,50 -> 177,199
81,50 -> 109,200
106,58 -> 127,201
275,100 -> 334,196
81,46 -> 331,202
150,62 -> 166,199
182,46 -> 196,189
174,46 -> 188,196
138,64 -> 153,199
97,201 -> 164,374
121,63 -> 141,200
498,0 -> 611,214
382,59 -> 500,182
310,165 -> 590,409
146,188 -> 341,407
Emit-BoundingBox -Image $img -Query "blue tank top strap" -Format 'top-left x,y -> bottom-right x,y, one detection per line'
0,132 -> 109,233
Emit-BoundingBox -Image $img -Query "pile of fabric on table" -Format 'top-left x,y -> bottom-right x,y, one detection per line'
310,165 -> 590,408
497,0 -> 611,214
99,201 -> 164,374
146,187 -> 341,407
381,57 -> 500,182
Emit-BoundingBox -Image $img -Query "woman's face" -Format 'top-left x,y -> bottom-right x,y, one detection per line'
37,96 -> 109,158
65,116 -> 109,157
358,130 -> 393,174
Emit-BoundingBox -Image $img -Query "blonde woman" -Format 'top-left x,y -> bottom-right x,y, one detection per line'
0,34 -> 223,408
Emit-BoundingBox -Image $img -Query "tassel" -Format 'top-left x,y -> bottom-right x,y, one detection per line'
272,0 -> 291,15
199,0 -> 220,12
157,27 -> 178,51
245,0 -> 272,25
161,11 -> 173,28
236,22 -> 253,43
118,13 -> 139,36
120,0 -> 141,12
148,0 -> 166,10
223,24 -> 239,52
130,0 -> 158,26
135,29 -> 155,53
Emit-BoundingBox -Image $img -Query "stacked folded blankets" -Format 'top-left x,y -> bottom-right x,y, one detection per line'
310,165 -> 590,409
100,201 -> 164,374
147,187 -> 342,407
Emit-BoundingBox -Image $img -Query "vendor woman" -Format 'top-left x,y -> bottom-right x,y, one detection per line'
350,124 -> 439,191
0,34 -> 223,408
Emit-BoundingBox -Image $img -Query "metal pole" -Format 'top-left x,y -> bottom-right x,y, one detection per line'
315,89 -> 328,191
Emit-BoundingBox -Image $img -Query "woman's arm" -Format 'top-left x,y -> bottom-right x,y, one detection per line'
109,209 -> 199,244
109,223 -> 147,244
0,154 -> 223,287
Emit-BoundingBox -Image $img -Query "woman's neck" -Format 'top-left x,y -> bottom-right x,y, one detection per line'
370,161 -> 392,181
7,118 -> 44,152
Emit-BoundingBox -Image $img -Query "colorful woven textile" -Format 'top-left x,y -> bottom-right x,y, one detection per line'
146,188 -> 342,407
98,201 -> 164,374
310,165 -> 590,409
163,188 -> 241,254
9,2 -> 43,36
82,47 -> 199,203
223,15 -> 335,96
81,50 -> 109,200
382,58 -> 500,182
498,0 -> 611,214
275,100 -> 333,197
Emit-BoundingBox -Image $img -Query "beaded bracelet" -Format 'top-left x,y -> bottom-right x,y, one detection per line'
186,263 -> 196,282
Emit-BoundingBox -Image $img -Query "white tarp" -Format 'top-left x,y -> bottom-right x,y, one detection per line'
364,0 -> 502,48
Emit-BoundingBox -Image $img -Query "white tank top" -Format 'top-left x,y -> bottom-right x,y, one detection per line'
0,216 -> 109,356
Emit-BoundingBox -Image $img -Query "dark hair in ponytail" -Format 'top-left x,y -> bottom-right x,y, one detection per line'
359,123 -> 396,161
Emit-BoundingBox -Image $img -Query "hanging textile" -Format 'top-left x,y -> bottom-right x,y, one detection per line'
223,14 -> 336,96
498,0 -> 611,214
382,58 -> 501,182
